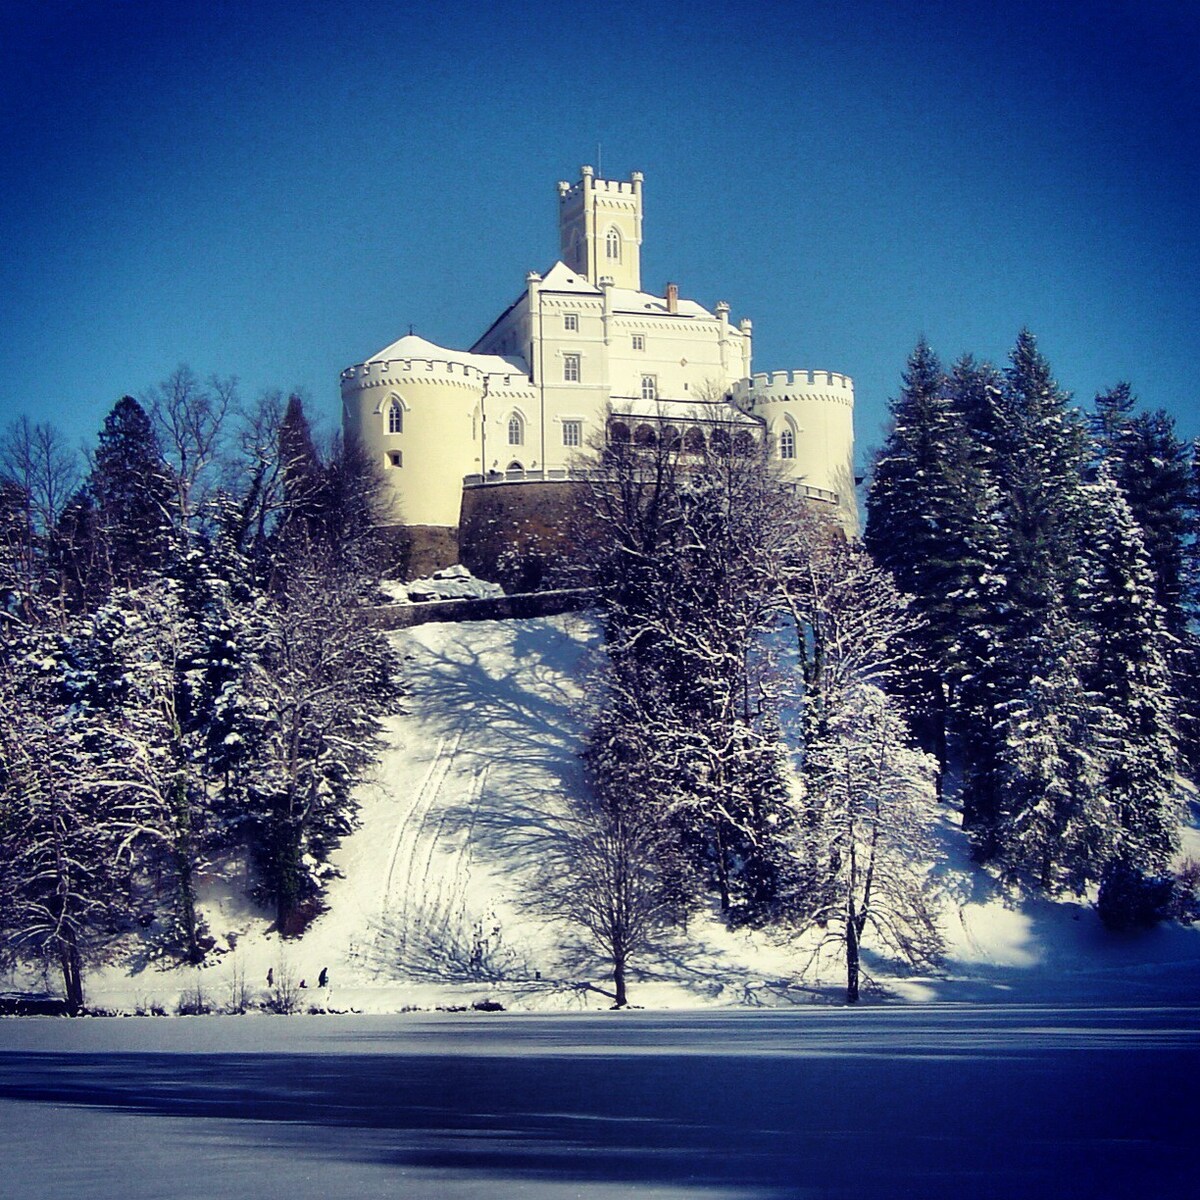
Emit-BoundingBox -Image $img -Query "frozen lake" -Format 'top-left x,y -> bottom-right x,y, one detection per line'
1,1005 -> 1197,1198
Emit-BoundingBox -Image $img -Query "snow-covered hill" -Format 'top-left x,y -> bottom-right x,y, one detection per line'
57,615 -> 1200,1013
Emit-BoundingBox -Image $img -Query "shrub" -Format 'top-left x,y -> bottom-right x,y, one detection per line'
1169,858 -> 1200,924
1097,859 -> 1174,931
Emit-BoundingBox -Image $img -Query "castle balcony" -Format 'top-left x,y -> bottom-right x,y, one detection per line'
463,467 -> 583,488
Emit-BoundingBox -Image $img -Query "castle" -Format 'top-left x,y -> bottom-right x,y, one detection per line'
341,167 -> 856,573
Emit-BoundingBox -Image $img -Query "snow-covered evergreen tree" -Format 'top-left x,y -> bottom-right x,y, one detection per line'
1082,468 -> 1179,877
969,331 -> 1100,873
59,548 -> 264,963
865,340 -> 1006,794
992,602 -> 1110,891
87,396 -> 176,591
237,559 -> 400,934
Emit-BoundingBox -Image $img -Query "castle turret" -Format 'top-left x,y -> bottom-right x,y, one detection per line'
732,369 -> 857,533
556,166 -> 643,290
340,333 -> 535,548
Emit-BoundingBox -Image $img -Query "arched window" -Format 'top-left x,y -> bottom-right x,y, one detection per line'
608,420 -> 630,445
387,398 -> 403,434
508,414 -> 524,446
605,227 -> 621,261
779,425 -> 796,460
733,430 -> 755,457
683,427 -> 706,454
634,424 -> 657,446
507,461 -> 524,473
710,428 -> 731,457
661,425 -> 681,450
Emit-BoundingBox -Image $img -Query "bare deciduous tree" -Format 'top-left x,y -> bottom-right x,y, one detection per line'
537,785 -> 677,1008
794,684 -> 943,1002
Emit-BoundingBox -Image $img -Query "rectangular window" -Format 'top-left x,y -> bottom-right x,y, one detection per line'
562,420 -> 582,448
564,353 -> 581,382
632,334 -> 645,351
641,375 -> 657,401
564,313 -> 579,332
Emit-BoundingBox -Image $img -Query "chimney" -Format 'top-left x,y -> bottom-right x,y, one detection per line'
666,282 -> 678,314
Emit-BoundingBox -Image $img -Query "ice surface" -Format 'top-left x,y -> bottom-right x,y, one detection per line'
0,1008 -> 1197,1198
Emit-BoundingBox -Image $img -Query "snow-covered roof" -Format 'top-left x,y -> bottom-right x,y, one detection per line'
537,261 -> 602,293
363,333 -> 527,377
536,261 -> 717,319
609,287 -> 713,319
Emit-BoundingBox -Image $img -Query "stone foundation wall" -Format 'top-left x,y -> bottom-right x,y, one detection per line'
385,524 -> 460,578
457,480 -> 586,589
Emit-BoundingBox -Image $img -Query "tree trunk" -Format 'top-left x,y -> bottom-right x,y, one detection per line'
613,956 -> 628,1008
176,847 -> 202,963
59,933 -> 84,1015
172,771 -> 203,963
934,680 -> 949,803
845,912 -> 860,1004
713,824 -> 731,913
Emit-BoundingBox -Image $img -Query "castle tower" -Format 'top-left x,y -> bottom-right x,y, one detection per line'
556,166 -> 643,290
733,370 -> 859,534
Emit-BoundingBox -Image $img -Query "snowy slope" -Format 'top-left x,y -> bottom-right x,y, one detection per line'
43,615 -> 1200,1013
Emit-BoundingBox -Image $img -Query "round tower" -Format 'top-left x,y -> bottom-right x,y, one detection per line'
340,335 -> 485,532
732,370 -> 857,532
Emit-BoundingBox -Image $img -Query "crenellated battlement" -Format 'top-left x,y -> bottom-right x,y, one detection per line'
731,370 -> 854,407
341,357 -> 532,392
557,166 -> 644,204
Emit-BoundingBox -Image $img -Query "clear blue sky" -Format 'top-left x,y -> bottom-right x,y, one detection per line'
1,0 -> 1196,470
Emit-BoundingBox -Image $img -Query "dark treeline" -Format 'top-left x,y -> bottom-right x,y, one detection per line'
866,330 -> 1198,925
0,370 -> 400,1011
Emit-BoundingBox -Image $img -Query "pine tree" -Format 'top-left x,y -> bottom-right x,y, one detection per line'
63,571 -> 245,963
992,603 -> 1108,890
1091,389 -> 1198,777
48,488 -> 106,614
238,561 -> 400,935
1082,469 -> 1179,876
1091,389 -> 1192,638
972,330 -> 1098,874
865,340 -> 1006,795
88,396 -> 176,590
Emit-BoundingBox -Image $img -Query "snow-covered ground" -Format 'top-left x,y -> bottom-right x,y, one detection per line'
12,613 -> 1200,1014
378,563 -> 505,604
